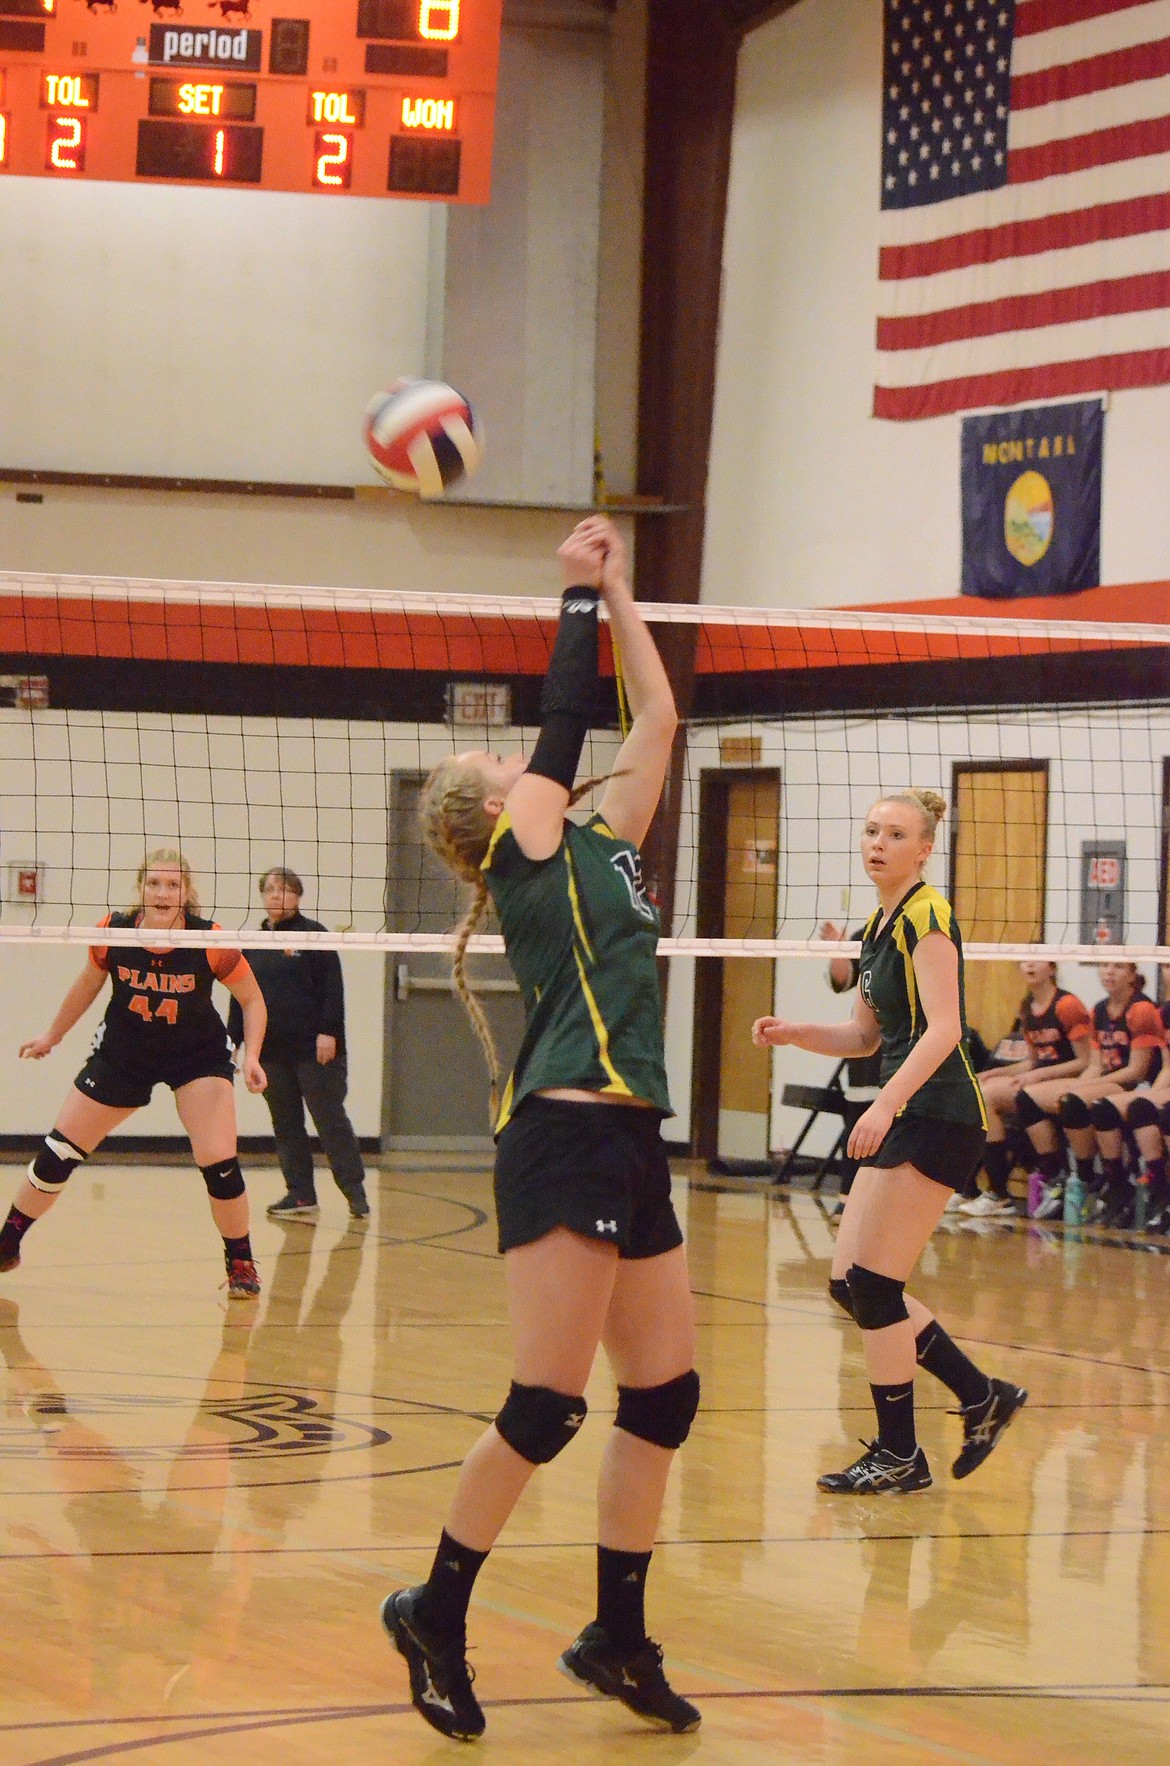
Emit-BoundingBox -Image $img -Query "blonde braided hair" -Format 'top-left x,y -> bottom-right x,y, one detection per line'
418,759 -> 502,1121
419,757 -> 616,1122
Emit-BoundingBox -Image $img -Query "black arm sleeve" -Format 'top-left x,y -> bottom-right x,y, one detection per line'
528,586 -> 599,790
540,586 -> 599,718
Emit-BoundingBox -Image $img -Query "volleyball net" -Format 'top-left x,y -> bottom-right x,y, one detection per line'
0,568 -> 1167,964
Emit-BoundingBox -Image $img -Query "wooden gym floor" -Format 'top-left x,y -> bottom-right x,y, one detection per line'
1,1159 -> 1169,1765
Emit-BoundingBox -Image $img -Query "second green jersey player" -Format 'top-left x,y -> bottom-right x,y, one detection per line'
754,789 -> 1025,1498
857,881 -> 987,1132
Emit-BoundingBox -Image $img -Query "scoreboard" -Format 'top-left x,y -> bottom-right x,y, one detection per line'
0,0 -> 502,201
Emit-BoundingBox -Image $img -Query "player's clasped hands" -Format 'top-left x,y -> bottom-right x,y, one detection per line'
556,516 -> 627,598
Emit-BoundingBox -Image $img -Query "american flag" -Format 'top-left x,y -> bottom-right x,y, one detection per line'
876,0 -> 1170,419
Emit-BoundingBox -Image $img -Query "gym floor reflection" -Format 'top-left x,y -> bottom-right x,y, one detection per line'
1,1162 -> 1168,1764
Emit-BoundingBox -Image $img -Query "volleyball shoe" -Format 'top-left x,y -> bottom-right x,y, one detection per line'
381,1586 -> 485,1742
559,1623 -> 700,1733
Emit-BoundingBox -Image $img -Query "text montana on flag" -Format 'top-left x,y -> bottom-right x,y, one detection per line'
875,0 -> 1170,420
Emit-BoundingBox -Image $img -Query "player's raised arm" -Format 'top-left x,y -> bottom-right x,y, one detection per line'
590,521 -> 678,849
503,520 -> 608,861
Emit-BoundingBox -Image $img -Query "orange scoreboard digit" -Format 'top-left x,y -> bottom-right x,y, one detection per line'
0,0 -> 501,201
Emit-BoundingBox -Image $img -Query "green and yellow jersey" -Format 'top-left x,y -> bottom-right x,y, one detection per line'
482,809 -> 672,1133
858,881 -> 986,1128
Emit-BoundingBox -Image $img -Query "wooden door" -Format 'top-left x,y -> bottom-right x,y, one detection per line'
693,770 -> 780,1160
950,764 -> 1048,1047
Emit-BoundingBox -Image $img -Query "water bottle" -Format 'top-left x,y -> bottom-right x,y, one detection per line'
1027,1170 -> 1045,1217
1063,1169 -> 1085,1226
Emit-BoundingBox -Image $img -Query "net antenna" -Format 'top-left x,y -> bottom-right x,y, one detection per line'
0,568 -> 1168,964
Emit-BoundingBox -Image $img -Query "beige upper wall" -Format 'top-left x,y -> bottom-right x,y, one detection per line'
0,4 -> 646,593
0,179 -> 435,487
0,486 -> 624,597
703,0 -> 1170,609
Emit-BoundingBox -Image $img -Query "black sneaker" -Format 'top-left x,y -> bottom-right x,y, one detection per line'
559,1623 -> 700,1733
266,1194 -> 319,1223
347,1192 -> 371,1222
817,1441 -> 932,1494
380,1586 -> 485,1742
951,1379 -> 1027,1480
1101,1187 -> 1134,1230
0,1249 -> 20,1274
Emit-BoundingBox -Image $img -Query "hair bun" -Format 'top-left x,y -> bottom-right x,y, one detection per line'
911,788 -> 948,822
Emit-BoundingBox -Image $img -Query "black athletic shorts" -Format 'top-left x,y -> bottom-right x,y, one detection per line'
867,1114 -> 987,1192
74,1047 -> 236,1110
494,1094 -> 684,1259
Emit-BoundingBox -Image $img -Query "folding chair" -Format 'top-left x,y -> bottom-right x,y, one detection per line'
772,1059 -> 864,1190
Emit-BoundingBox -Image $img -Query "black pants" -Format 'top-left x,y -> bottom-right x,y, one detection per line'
262,1054 -> 366,1203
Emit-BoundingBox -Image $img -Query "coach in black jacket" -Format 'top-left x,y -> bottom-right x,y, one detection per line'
229,868 -> 369,1223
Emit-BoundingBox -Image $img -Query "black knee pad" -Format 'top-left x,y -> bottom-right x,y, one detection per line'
1058,1093 -> 1092,1130
1159,1101 -> 1170,1136
201,1157 -> 245,1201
1014,1090 -> 1049,1129
495,1382 -> 587,1465
27,1131 -> 87,1195
1089,1098 -> 1123,1133
615,1370 -> 700,1449
1126,1095 -> 1161,1131
829,1277 -> 855,1319
847,1264 -> 909,1331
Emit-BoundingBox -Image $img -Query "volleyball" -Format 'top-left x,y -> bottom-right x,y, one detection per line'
363,378 -> 483,497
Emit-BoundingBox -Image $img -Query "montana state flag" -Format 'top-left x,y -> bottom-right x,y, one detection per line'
960,398 -> 1102,599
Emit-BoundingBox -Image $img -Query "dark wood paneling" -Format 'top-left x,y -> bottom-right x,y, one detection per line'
719,0 -> 802,35
635,0 -> 739,935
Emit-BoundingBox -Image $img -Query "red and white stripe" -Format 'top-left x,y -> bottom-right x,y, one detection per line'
876,0 -> 1170,418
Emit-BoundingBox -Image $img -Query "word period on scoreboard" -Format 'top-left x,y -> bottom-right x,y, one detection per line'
0,0 -> 501,200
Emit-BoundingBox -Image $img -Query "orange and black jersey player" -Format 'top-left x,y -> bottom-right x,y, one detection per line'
87,910 -> 243,1085
1019,987 -> 1093,1068
0,852 -> 269,1299
1091,988 -> 1164,1078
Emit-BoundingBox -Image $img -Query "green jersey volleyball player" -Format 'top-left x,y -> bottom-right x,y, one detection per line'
754,791 -> 1027,1493
380,517 -> 700,1740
